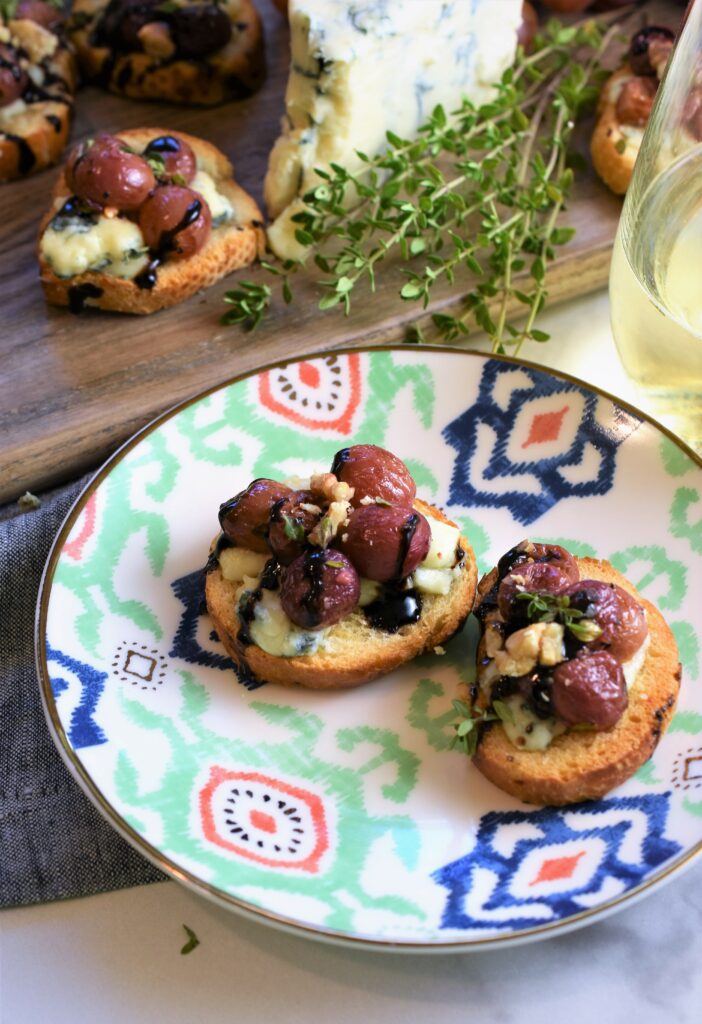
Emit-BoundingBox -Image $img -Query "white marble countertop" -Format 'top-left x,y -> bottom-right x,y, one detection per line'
2,289 -> 701,1024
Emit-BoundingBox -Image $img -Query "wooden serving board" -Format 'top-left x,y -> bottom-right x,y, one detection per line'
0,0 -> 671,504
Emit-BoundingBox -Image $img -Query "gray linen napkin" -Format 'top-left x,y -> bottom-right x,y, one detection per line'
0,476 -> 166,908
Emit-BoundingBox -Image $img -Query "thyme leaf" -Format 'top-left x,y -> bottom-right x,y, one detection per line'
222,14 -> 625,352
180,924 -> 200,955
515,590 -> 603,642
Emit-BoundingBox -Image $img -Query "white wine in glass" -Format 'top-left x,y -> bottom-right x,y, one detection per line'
609,3 -> 702,453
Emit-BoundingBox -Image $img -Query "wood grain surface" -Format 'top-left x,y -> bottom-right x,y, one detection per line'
0,0 -> 671,504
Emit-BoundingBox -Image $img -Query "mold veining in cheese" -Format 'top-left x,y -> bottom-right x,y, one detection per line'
264,0 -> 522,260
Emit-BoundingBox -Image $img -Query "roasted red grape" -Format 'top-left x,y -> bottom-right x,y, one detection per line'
497,560 -> 574,621
280,549 -> 360,630
616,76 -> 657,127
562,579 -> 648,661
15,0 -> 63,30
340,505 -> 430,582
219,479 -> 292,553
331,444 -> 416,508
67,135 -> 156,211
138,185 -> 211,258
171,4 -> 232,58
539,0 -> 592,11
267,491 -> 321,565
497,541 -> 580,584
551,650 -> 628,728
142,135 -> 197,184
629,26 -> 676,77
97,0 -> 158,49
0,46 -> 27,108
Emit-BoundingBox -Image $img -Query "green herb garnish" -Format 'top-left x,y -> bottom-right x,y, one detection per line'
449,698 -> 511,756
222,14 -> 624,353
146,153 -> 167,179
282,514 -> 306,543
515,590 -> 603,642
180,924 -> 200,955
222,281 -> 272,329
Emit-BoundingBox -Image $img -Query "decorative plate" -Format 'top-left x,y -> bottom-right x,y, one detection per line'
37,348 -> 702,951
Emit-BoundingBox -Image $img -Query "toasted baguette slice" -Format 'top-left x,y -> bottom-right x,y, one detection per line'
590,67 -> 643,195
69,0 -> 264,106
473,557 -> 681,806
38,127 -> 266,314
206,501 -> 478,691
0,18 -> 77,182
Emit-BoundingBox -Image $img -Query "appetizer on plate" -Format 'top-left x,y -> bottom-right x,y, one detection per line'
205,444 -> 478,690
591,25 -> 675,195
68,0 -> 264,105
38,127 -> 265,313
469,540 -> 681,805
0,0 -> 77,182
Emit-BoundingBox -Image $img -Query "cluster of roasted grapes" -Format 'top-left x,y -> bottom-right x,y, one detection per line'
483,541 -> 648,730
218,444 -> 432,633
95,0 -> 232,60
59,133 -> 211,264
0,1 -> 65,109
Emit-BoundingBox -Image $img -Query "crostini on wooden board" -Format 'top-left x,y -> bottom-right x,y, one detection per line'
0,0 -> 77,182
38,127 -> 265,313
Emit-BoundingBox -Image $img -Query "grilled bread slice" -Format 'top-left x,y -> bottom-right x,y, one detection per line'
0,15 -> 77,182
38,127 -> 265,314
473,557 -> 681,806
206,501 -> 478,691
68,0 -> 264,105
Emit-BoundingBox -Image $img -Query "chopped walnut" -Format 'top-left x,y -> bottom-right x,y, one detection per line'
484,619 -> 505,658
137,21 -> 176,60
539,623 -> 565,666
309,472 -> 354,505
8,19 -> 57,63
308,498 -> 351,548
491,621 -> 566,676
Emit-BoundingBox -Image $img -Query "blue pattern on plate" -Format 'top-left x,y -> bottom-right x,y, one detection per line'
170,568 -> 265,690
443,361 -> 641,525
46,643 -> 108,748
433,793 -> 681,931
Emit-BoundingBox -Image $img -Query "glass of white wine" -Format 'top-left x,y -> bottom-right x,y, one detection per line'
609,1 -> 702,453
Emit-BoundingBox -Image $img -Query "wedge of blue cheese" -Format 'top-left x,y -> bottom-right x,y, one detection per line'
264,0 -> 522,260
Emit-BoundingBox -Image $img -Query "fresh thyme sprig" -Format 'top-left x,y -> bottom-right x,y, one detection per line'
449,698 -> 515,757
223,15 -> 625,351
516,590 -> 603,643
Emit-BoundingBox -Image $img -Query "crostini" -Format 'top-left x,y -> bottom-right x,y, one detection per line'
467,540 -> 681,805
68,0 -> 264,105
591,25 -> 674,195
0,1 -> 77,182
205,444 -> 478,690
38,127 -> 265,313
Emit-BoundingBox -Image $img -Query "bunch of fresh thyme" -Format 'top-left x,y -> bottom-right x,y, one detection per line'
223,15 -> 623,353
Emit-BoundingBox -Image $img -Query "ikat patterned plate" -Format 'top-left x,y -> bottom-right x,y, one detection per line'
37,348 -> 702,951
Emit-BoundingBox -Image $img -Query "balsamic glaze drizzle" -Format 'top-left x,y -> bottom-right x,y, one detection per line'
134,198 -> 202,290
68,282 -> 104,313
237,558 -> 281,646
364,587 -> 422,633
